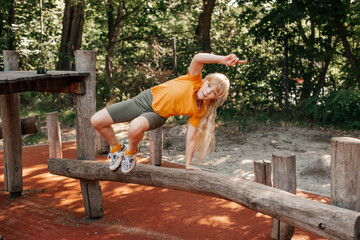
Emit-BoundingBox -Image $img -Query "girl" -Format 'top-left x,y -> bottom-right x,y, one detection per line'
91,53 -> 246,173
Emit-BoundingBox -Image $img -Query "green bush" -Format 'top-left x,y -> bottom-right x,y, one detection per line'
304,89 -> 360,129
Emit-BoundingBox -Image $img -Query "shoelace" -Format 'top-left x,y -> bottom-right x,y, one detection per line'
122,156 -> 132,169
108,153 -> 117,164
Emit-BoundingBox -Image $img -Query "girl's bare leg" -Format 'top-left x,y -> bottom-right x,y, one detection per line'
127,116 -> 149,152
90,108 -> 119,148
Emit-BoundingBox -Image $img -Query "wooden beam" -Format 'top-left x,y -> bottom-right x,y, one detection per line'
0,115 -> 40,139
48,158 -> 360,240
0,74 -> 86,95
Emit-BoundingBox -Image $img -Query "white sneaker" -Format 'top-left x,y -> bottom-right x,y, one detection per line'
108,143 -> 127,171
121,145 -> 140,174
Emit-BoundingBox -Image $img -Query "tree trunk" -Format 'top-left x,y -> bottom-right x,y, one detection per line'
334,18 -> 360,87
57,0 -> 84,70
313,37 -> 339,96
8,0 -> 15,50
195,0 -> 216,53
0,0 -> 15,52
105,0 -> 127,92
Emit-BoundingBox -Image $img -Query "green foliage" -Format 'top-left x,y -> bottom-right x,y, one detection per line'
20,92 -> 76,127
1,0 -> 359,132
304,89 -> 360,129
23,131 -> 47,145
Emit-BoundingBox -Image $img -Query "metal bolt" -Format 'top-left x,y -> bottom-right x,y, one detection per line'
318,223 -> 325,230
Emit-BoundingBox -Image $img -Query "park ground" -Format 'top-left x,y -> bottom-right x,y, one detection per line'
0,139 -> 332,240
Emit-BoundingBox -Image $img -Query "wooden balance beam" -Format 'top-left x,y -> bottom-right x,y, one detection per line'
48,158 -> 360,240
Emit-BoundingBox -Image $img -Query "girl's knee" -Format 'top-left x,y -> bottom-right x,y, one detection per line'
91,109 -> 113,129
128,117 -> 149,136
90,113 -> 101,129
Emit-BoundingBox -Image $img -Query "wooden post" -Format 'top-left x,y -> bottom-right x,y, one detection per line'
149,127 -> 162,166
75,50 -> 104,218
95,131 -> 109,155
331,137 -> 360,211
270,151 -> 296,240
46,112 -> 62,158
253,159 -> 272,186
0,50 -> 22,198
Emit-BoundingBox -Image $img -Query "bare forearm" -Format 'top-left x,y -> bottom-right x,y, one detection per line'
192,53 -> 225,64
185,123 -> 199,170
189,53 -> 246,76
185,137 -> 195,167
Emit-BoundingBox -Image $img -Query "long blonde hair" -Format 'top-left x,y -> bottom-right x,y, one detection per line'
194,73 -> 230,162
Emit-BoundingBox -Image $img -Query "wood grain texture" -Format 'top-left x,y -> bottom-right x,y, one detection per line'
46,112 -> 62,159
0,71 -> 88,95
1,50 -> 22,195
149,127 -> 163,166
270,151 -> 297,239
74,50 -> 104,218
0,115 -> 40,139
331,137 -> 360,211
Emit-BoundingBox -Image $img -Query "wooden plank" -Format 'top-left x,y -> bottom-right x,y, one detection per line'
1,50 -> 22,198
331,137 -> 360,211
0,71 -> 89,81
48,158 -> 360,240
75,50 -> 104,218
0,74 -> 87,95
0,115 -> 40,139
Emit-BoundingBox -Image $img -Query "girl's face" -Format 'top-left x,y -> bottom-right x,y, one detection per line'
196,80 -> 219,100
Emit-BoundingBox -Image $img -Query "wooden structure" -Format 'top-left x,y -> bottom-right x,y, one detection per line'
1,51 -> 103,216
253,154 -> 297,240
46,112 -> 62,159
1,51 -> 23,198
331,137 -> 360,211
149,127 -> 163,166
270,151 -> 296,239
48,157 -> 360,240
0,115 -> 40,139
253,159 -> 272,186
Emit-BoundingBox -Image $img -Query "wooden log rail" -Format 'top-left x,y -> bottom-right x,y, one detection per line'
0,115 -> 40,139
48,158 -> 360,240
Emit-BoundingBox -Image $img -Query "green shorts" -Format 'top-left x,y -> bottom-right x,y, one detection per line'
106,89 -> 167,130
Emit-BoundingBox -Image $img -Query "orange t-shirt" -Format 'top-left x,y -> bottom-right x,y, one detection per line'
151,73 -> 206,127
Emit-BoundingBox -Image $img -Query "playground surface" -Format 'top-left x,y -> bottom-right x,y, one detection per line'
0,141 -> 328,240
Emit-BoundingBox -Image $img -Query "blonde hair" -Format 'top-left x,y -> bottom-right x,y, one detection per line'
194,73 -> 230,162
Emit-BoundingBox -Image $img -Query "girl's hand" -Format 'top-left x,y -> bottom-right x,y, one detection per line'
221,54 -> 247,66
185,164 -> 200,170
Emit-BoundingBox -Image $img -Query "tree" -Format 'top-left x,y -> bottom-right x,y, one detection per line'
0,0 -> 16,67
57,0 -> 84,70
195,0 -> 216,53
331,0 -> 360,87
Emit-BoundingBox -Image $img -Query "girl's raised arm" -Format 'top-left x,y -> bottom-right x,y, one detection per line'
188,53 -> 247,76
